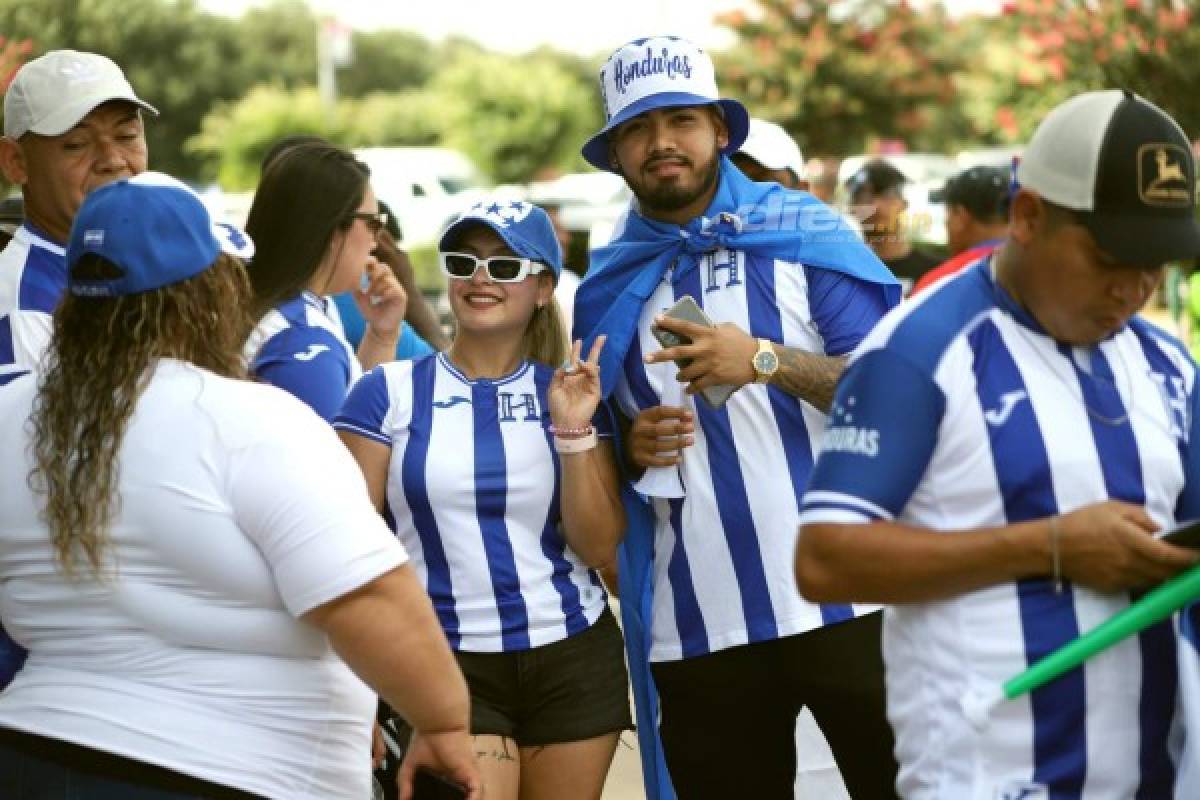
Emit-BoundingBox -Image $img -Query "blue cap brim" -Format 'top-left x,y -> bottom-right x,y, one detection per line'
581,93 -> 749,172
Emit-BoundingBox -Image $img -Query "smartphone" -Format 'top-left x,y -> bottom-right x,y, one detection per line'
651,295 -> 738,409
413,767 -> 468,800
1159,519 -> 1200,549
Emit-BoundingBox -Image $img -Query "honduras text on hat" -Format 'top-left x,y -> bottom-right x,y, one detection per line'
581,35 -> 749,172
67,172 -> 254,297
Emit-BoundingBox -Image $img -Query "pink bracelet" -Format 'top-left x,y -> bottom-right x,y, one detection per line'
549,424 -> 593,438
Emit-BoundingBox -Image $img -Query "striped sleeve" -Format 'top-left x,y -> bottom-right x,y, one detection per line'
334,366 -> 395,445
800,349 -> 945,524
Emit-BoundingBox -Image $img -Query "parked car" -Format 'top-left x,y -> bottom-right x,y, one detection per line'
354,147 -> 488,248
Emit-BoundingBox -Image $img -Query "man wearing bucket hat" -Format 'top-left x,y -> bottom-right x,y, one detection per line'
0,49 -> 155,689
797,90 -> 1200,798
574,35 -> 902,799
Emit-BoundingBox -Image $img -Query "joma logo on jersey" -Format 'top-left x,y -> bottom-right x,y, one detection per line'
1149,371 -> 1188,441
995,781 -> 1047,800
703,249 -> 742,293
498,392 -> 540,422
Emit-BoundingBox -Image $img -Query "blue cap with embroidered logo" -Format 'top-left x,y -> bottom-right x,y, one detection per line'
67,172 -> 255,297
439,198 -> 562,281
581,35 -> 749,173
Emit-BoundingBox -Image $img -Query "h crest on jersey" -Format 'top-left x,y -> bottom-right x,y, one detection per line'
1149,370 -> 1189,441
498,392 -> 540,423
704,248 -> 742,294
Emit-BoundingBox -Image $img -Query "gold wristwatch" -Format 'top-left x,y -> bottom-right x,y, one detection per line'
752,339 -> 780,384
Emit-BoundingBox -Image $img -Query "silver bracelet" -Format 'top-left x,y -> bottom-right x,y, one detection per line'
1049,515 -> 1063,594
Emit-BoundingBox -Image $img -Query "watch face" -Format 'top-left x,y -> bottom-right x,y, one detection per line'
755,350 -> 780,373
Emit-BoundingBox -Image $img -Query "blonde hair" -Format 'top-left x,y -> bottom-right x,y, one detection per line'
521,293 -> 569,368
29,254 -> 254,578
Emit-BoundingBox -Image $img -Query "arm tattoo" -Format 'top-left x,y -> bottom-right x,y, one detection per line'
768,347 -> 847,412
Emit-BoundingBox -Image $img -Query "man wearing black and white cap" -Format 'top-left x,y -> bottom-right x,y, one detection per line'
911,164 -> 1011,295
798,90 -> 1200,798
574,35 -> 902,800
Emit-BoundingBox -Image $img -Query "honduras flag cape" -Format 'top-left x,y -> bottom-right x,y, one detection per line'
573,156 -> 899,800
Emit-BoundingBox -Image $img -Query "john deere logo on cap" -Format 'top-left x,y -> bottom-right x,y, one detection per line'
1138,144 -> 1191,207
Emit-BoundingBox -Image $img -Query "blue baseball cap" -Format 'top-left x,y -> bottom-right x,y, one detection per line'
581,35 -> 749,173
439,198 -> 562,281
67,172 -> 255,297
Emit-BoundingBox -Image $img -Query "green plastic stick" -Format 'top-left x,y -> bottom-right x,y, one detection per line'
962,562 -> 1200,728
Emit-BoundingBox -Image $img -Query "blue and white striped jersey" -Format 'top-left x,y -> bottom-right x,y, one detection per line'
334,353 -> 608,653
245,292 -> 360,422
801,261 -> 1199,799
611,248 -> 893,662
0,223 -> 65,386
1176,605 -> 1200,799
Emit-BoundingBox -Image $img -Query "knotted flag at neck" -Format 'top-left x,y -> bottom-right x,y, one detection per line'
573,155 -> 900,396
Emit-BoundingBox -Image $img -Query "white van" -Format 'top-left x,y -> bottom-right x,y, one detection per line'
354,147 -> 487,247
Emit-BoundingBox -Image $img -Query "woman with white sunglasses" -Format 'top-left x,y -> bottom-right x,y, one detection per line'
335,199 -> 630,800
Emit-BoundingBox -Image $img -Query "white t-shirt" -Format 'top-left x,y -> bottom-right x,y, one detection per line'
0,359 -> 407,799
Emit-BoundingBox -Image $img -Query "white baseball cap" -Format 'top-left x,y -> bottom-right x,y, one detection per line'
1016,89 -> 1200,265
581,35 -> 748,172
4,50 -> 157,140
737,118 -> 806,178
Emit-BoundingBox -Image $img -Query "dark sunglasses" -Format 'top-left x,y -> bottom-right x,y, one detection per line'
439,252 -> 546,283
347,211 -> 388,235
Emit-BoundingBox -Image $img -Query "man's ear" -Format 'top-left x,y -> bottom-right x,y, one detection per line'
0,138 -> 28,186
710,107 -> 729,150
1007,189 -> 1041,246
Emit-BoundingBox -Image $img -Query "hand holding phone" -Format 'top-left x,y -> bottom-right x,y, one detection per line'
651,295 -> 738,409
412,767 -> 468,800
1158,519 -> 1200,549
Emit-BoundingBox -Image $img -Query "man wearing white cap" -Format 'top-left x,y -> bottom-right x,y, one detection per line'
0,49 -> 155,384
574,35 -> 902,799
798,90 -> 1200,798
0,49 -> 155,686
732,117 -> 809,191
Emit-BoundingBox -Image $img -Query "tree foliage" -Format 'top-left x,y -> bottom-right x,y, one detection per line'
984,0 -> 1200,142
716,0 -> 974,155
716,0 -> 1200,157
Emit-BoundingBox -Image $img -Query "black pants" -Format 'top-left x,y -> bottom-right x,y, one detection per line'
650,613 -> 897,800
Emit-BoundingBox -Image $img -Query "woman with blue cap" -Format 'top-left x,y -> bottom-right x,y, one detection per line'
0,172 -> 480,799
336,197 -> 631,800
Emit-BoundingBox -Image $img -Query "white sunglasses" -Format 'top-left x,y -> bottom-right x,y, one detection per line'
439,252 -> 547,283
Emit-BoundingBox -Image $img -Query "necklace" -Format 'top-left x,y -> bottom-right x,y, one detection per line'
989,259 -> 1132,427
1010,323 -> 1132,427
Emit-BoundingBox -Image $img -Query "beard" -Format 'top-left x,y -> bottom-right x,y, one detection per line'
622,147 -> 722,217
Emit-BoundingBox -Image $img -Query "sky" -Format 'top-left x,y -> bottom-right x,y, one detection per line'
197,0 -> 755,55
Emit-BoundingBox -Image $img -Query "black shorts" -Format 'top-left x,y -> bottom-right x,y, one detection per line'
454,607 -> 633,747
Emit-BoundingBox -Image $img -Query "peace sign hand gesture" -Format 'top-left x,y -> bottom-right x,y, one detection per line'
549,336 -> 606,431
